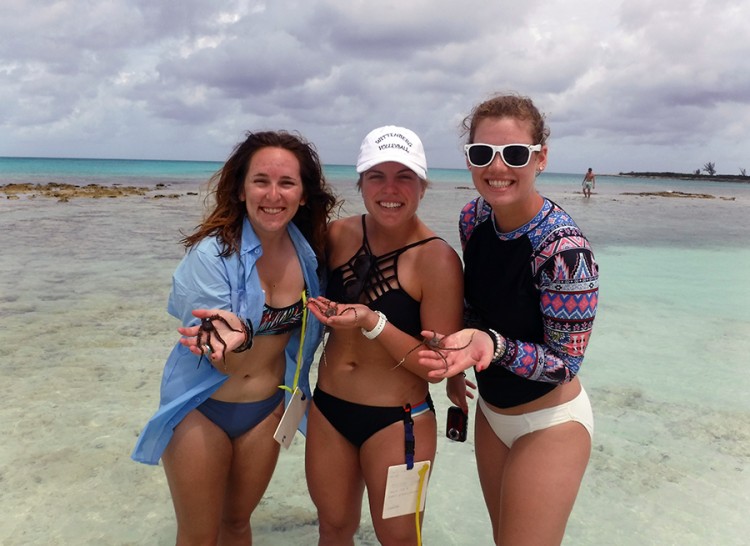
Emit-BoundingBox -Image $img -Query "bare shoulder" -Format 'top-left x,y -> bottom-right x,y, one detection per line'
415,237 -> 462,278
329,215 -> 367,244
421,236 -> 460,261
326,215 -> 363,266
327,215 -> 360,237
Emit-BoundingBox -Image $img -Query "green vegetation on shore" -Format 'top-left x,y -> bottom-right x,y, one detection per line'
618,171 -> 749,182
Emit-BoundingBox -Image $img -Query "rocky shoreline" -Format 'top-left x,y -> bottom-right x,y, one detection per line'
620,190 -> 735,200
0,182 -> 195,202
3,182 -> 739,204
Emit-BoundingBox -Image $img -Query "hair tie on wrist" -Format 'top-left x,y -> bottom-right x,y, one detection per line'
232,317 -> 255,353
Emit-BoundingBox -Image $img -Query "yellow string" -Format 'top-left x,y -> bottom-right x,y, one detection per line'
415,462 -> 429,546
278,290 -> 307,394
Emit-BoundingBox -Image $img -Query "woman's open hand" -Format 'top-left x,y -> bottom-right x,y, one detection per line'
307,296 -> 371,331
417,328 -> 495,379
177,309 -> 247,363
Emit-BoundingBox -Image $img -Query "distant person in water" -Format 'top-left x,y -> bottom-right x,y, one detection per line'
582,167 -> 596,198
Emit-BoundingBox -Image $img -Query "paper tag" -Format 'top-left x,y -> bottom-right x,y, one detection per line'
382,461 -> 431,519
273,387 -> 308,449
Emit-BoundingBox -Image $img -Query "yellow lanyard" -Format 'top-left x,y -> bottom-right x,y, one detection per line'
279,290 -> 307,393
415,463 -> 429,546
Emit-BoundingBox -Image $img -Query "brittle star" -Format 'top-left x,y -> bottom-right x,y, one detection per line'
310,300 -> 358,321
393,330 -> 475,371
195,315 -> 244,368
309,300 -> 358,366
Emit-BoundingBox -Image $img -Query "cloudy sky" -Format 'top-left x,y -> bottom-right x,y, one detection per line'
2,0 -> 749,174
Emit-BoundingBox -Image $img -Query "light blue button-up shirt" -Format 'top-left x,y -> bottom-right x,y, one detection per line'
132,217 -> 323,465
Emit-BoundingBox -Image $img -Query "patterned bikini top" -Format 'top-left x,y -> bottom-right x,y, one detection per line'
256,296 -> 304,336
326,215 -> 441,337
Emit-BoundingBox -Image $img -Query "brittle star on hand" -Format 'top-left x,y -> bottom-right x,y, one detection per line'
310,300 -> 358,321
195,314 -> 243,368
393,330 -> 475,371
309,300 -> 358,366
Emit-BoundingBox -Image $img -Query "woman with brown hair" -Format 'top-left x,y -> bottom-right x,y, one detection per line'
132,130 -> 337,544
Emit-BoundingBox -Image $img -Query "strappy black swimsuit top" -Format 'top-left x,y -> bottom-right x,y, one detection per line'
326,215 -> 441,338
256,297 -> 304,336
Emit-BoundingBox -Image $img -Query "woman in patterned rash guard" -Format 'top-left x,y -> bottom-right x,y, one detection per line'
418,93 -> 599,546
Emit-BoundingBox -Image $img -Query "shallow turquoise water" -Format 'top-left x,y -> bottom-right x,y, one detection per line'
1,162 -> 748,545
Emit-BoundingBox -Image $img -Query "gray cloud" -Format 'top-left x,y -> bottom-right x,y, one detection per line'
1,0 -> 749,173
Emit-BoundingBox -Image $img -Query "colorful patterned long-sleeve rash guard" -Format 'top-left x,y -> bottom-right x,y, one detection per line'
460,196 -> 599,408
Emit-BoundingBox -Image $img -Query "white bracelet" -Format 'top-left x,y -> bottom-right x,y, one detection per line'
361,311 -> 387,340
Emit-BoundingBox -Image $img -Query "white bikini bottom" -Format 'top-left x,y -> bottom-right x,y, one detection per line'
478,387 -> 594,448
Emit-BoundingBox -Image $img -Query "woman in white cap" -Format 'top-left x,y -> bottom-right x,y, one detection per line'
306,126 -> 464,544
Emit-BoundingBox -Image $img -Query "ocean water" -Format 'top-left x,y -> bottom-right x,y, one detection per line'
1,157 -> 749,545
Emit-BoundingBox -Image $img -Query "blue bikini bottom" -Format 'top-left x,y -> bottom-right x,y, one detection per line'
197,390 -> 284,439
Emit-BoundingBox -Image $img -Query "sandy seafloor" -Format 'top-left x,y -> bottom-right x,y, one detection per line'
1,173 -> 749,545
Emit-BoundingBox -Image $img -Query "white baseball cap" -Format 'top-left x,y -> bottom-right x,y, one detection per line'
355,125 -> 427,180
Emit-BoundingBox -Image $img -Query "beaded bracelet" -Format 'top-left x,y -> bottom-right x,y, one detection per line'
481,328 -> 506,362
361,311 -> 387,340
232,317 -> 255,353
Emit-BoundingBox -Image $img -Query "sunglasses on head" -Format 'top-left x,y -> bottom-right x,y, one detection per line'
343,253 -> 376,302
464,143 -> 542,168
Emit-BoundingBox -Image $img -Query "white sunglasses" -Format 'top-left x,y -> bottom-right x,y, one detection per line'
464,143 -> 542,168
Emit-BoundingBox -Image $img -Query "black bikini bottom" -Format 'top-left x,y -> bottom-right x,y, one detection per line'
313,386 -> 433,447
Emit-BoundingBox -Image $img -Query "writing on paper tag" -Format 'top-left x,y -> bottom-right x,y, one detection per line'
382,461 -> 431,519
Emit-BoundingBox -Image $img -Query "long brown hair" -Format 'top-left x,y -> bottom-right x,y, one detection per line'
181,131 -> 338,264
